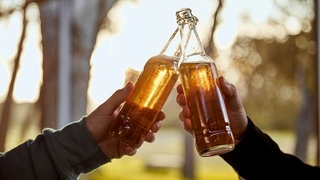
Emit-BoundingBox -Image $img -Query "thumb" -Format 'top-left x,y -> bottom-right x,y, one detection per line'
217,76 -> 248,142
103,82 -> 134,114
218,76 -> 235,98
217,76 -> 241,111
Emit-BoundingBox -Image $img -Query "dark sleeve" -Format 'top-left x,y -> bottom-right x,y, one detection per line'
220,117 -> 320,180
0,117 -> 110,180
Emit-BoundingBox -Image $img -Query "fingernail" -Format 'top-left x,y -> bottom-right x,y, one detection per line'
124,82 -> 132,91
222,76 -> 230,86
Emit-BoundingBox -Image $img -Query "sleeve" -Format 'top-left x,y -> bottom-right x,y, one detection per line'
0,117 -> 111,180
220,117 -> 320,180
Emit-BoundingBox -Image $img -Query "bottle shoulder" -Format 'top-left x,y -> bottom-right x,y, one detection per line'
182,53 -> 215,64
146,54 -> 179,65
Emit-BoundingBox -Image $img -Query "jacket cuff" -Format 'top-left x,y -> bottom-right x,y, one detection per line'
220,117 -> 281,178
43,117 -> 111,176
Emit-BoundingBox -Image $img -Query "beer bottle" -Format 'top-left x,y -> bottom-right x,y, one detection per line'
110,23 -> 181,148
177,8 -> 235,157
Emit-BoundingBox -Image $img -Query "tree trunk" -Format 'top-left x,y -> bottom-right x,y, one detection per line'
0,6 -> 27,151
37,0 -> 117,129
38,1 -> 59,129
294,65 -> 314,161
70,0 -> 116,121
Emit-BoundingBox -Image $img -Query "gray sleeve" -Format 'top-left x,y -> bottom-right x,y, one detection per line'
0,117 -> 111,180
41,117 -> 111,178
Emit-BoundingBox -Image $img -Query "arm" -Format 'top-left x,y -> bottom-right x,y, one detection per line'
0,118 -> 109,180
221,117 -> 320,179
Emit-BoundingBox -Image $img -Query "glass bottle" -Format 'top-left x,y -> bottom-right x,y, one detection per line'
177,8 -> 235,157
110,26 -> 181,148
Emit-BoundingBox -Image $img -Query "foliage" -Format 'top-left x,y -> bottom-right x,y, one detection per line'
228,29 -> 317,131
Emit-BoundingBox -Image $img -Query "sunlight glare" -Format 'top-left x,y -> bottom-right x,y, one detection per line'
1,0 -> 311,106
214,23 -> 237,49
0,62 -> 9,101
13,4 -> 42,103
284,16 -> 301,35
89,0 -> 216,105
0,11 -> 23,60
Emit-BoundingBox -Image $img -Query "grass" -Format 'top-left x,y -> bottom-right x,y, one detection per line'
79,128 -> 317,180
80,154 -> 239,180
80,128 -> 239,180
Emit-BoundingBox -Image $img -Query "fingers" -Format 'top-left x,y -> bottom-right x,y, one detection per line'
146,119 -> 162,143
141,111 -> 164,143
96,83 -> 165,159
176,76 -> 241,135
150,121 -> 161,133
176,83 -> 184,94
124,146 -> 137,156
117,107 -> 164,157
156,111 -> 166,122
116,142 -> 137,158
176,84 -> 193,133
176,84 -> 186,106
180,114 -> 193,133
145,132 -> 156,143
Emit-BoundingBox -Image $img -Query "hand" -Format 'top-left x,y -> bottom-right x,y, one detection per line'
176,76 -> 248,143
85,82 -> 165,159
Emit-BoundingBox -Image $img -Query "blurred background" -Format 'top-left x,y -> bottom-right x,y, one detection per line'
0,0 -> 319,179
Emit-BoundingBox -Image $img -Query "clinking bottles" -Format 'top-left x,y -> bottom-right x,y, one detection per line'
110,26 -> 181,148
177,8 -> 235,157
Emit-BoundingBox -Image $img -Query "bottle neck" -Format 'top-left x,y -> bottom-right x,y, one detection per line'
178,20 -> 206,66
181,23 -> 205,56
159,27 -> 182,58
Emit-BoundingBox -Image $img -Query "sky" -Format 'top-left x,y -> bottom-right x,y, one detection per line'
0,0 -> 308,107
88,0 -> 281,106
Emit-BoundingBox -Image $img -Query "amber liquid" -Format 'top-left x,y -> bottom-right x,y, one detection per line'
111,54 -> 179,148
179,62 -> 235,157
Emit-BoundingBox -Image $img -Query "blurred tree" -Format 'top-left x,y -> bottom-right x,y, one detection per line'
38,0 -> 117,128
38,0 -> 59,129
0,3 -> 28,151
222,0 -> 317,162
0,0 -> 118,150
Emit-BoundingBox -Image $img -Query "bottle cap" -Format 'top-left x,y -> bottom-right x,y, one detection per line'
176,8 -> 198,25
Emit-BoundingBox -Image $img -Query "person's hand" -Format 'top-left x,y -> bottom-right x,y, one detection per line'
85,82 -> 165,159
176,76 -> 248,143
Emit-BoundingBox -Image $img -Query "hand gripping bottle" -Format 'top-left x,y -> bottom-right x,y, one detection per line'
110,24 -> 181,148
176,8 -> 235,157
